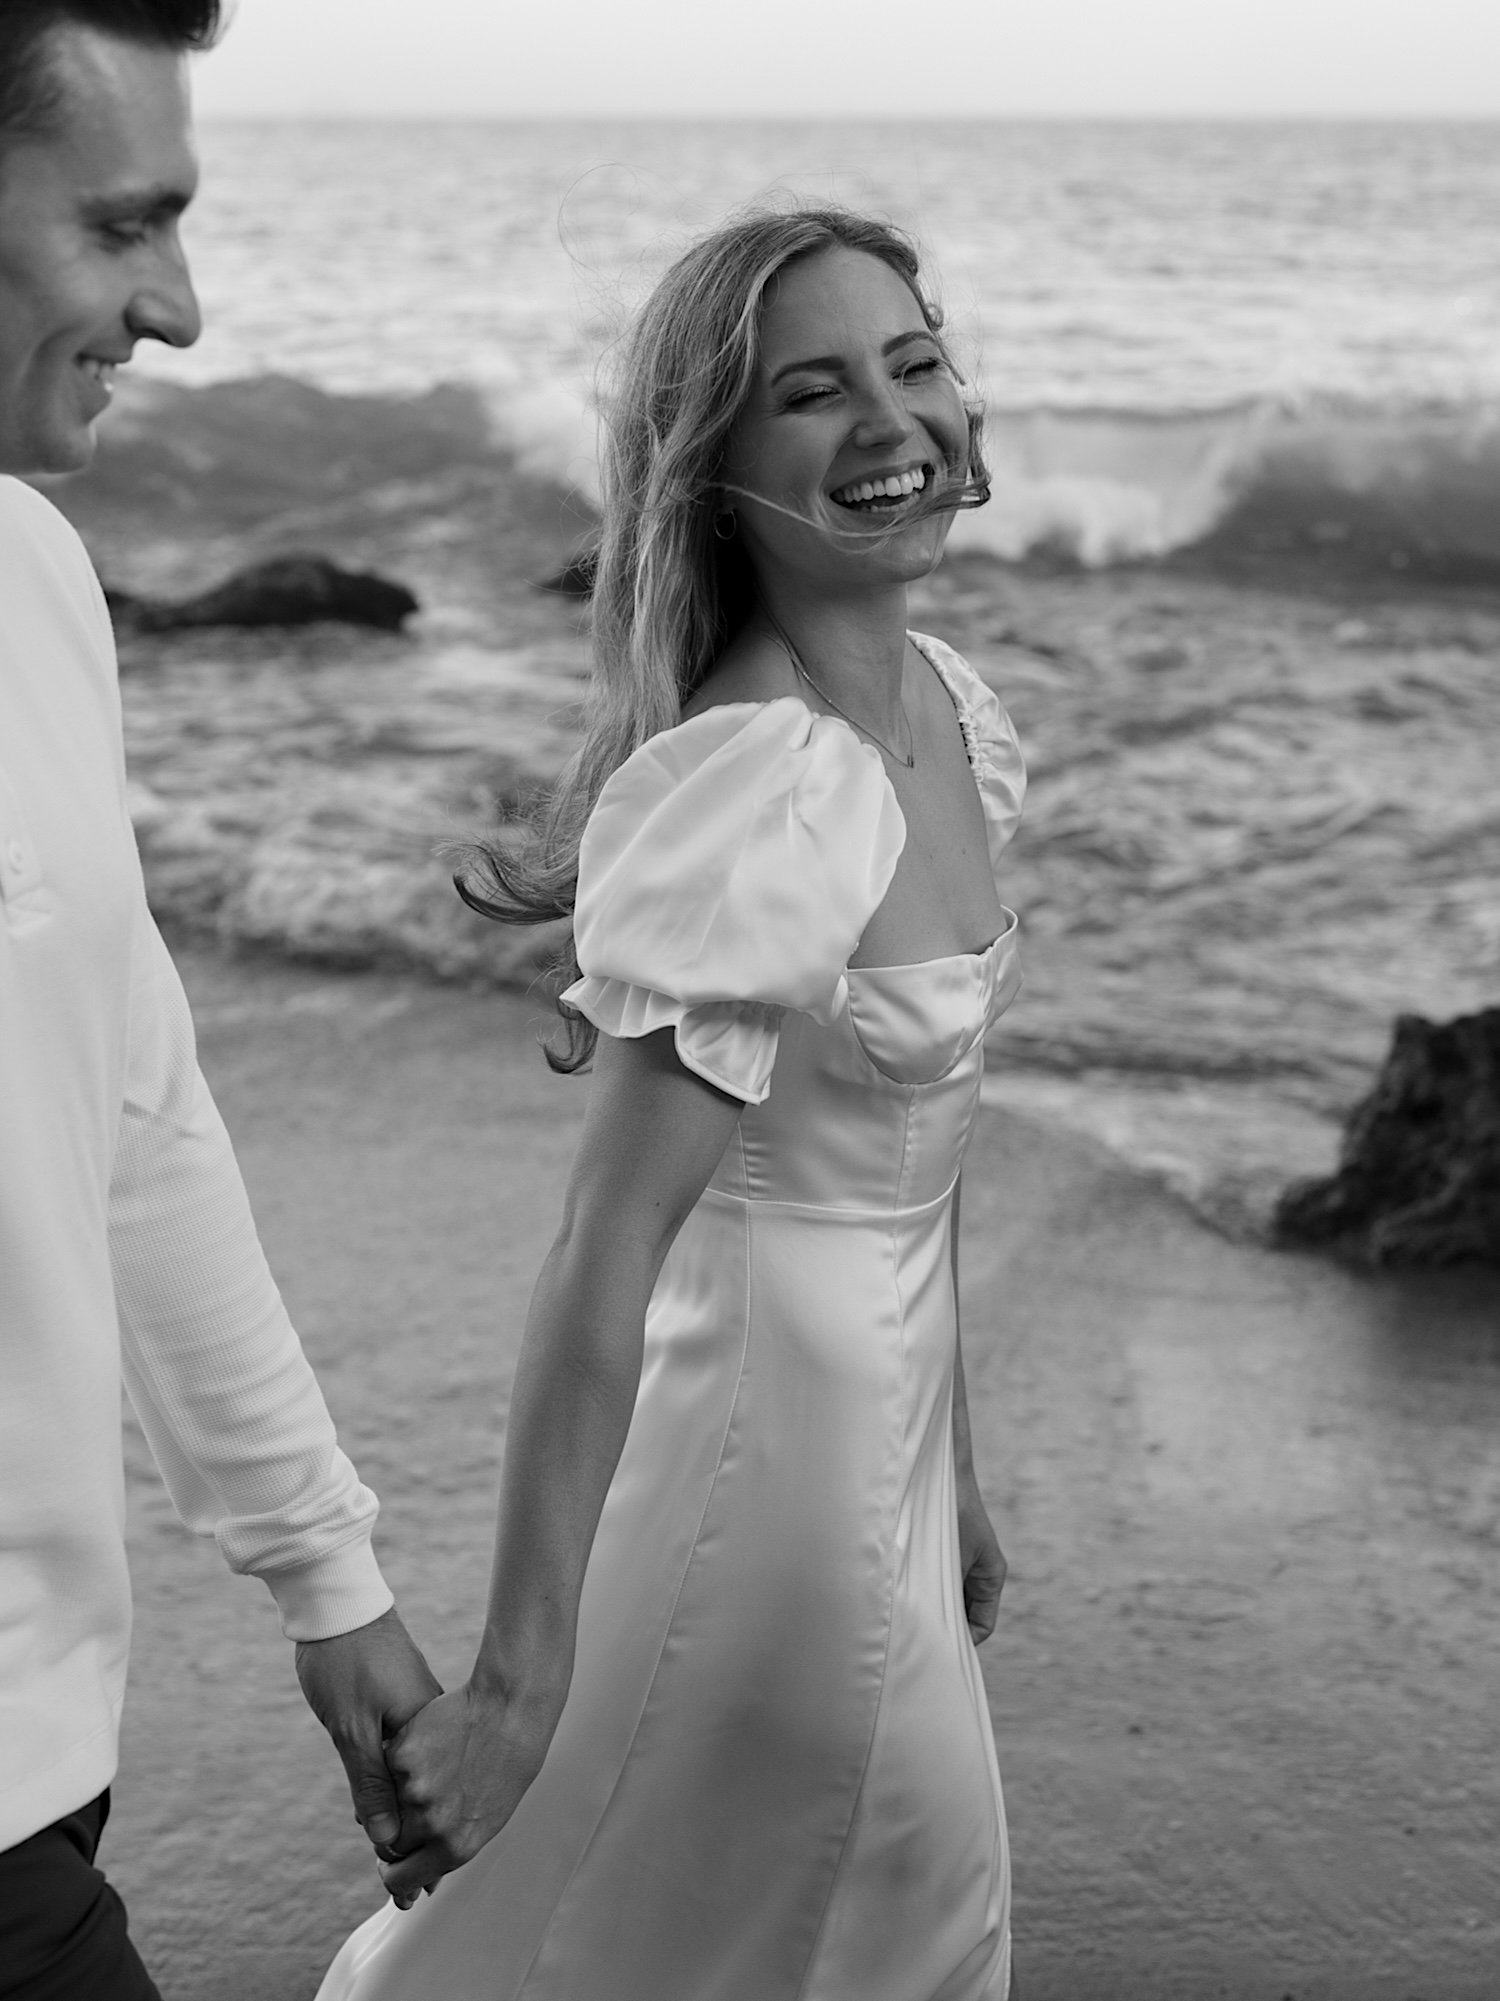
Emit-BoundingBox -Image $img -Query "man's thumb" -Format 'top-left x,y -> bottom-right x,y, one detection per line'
343,1746 -> 401,1848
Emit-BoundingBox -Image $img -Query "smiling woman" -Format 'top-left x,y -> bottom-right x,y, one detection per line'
459,209 -> 993,1020
0,5 -> 207,474
315,208 -> 1026,2001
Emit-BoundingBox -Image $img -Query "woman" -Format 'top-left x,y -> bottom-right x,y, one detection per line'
319,207 -> 1026,2001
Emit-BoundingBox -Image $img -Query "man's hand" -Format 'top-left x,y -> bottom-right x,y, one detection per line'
378,1680 -> 556,1907
956,1472 -> 1007,1644
295,1606 -> 442,1852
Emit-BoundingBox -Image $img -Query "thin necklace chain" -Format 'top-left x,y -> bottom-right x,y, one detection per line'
761,608 -> 915,770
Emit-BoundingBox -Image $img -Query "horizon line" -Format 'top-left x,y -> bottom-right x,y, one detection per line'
194,106 -> 1500,124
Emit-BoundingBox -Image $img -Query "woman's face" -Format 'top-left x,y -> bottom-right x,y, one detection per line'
720,244 -> 970,599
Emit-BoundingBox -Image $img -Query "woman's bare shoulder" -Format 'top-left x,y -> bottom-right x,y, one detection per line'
682,629 -> 800,719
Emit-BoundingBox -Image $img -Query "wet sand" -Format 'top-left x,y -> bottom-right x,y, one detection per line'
109,949 -> 1500,2001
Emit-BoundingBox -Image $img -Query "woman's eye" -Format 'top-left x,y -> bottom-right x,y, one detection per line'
784,384 -> 836,410
898,356 -> 945,384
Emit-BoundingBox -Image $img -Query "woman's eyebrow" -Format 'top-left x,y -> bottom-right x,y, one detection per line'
769,329 -> 933,387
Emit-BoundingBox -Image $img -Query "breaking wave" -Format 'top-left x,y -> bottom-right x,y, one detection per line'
75,371 -> 595,523
70,374 -> 1500,587
957,397 -> 1500,581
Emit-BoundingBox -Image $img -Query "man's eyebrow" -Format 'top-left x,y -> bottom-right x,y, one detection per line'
769,329 -> 934,387
80,183 -> 194,224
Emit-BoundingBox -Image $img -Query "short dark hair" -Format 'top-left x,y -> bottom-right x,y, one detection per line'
0,1 -> 224,144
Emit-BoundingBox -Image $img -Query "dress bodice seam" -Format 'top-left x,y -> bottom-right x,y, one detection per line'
840,1023 -> 989,1092
699,1176 -> 961,1223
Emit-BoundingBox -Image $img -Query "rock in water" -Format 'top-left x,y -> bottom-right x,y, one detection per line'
108,555 -> 419,633
1274,1009 -> 1500,1267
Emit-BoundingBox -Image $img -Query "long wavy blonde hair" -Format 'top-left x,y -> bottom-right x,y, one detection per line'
454,204 -> 989,1069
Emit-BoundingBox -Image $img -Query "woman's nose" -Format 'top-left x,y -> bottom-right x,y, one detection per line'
850,374 -> 916,450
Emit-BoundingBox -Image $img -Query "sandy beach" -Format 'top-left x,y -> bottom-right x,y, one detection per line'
103,946 -> 1500,2001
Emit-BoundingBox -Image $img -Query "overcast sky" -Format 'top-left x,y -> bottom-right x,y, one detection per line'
195,0 -> 1500,120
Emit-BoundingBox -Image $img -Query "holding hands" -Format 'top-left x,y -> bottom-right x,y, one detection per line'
376,1676 -> 559,1906
295,1598 -> 566,1904
298,1612 -> 557,1904
295,1607 -> 443,1854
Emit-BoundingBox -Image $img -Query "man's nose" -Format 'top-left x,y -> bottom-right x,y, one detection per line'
126,235 -> 202,350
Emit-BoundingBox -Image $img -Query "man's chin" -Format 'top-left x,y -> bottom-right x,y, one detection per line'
19,425 -> 100,480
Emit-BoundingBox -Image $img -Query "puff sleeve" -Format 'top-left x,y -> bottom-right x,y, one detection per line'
561,699 -> 906,1104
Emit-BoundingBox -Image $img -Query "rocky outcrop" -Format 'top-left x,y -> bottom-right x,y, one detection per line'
107,555 -> 419,633
1274,1009 -> 1500,1267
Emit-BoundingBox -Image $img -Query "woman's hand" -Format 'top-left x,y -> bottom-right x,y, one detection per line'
956,1470 -> 1007,1644
947,1183 -> 1004,1645
377,1679 -> 558,1906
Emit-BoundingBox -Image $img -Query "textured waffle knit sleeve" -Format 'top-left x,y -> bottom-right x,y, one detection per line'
109,908 -> 394,1642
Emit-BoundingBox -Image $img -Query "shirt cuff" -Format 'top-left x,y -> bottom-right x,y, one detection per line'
261,1536 -> 394,1642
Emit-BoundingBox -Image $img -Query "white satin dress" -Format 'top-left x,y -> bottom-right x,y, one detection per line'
317,633 -> 1026,2001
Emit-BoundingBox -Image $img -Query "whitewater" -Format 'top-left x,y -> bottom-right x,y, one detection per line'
52,117 -> 1500,1235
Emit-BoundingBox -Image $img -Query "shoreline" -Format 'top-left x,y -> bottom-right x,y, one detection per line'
120,542 -> 1500,1247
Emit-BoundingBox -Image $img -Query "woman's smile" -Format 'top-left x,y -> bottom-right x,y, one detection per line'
829,461 -> 932,512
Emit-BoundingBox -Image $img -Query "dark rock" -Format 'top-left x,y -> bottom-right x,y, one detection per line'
107,555 -> 419,633
1274,1009 -> 1500,1267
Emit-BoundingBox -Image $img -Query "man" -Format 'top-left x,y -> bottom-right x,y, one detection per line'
0,5 -> 440,1994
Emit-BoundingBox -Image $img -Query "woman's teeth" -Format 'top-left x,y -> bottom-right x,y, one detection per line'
831,467 -> 928,508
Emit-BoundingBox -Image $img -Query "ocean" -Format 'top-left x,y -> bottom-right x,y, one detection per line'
61,117 -> 1500,1234
154,116 -> 1500,571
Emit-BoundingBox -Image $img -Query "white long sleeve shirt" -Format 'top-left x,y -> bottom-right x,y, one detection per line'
0,477 -> 393,1853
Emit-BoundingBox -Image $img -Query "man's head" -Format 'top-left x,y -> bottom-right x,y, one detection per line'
0,2 -> 221,475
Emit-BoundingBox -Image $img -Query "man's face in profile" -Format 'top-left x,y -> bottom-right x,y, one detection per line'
0,24 -> 202,476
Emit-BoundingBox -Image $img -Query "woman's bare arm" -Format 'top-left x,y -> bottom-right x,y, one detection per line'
381,1026 -> 743,1899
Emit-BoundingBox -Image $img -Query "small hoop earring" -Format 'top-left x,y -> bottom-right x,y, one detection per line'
712,510 -> 737,541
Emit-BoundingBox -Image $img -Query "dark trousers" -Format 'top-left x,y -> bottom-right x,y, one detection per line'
0,1792 -> 160,2001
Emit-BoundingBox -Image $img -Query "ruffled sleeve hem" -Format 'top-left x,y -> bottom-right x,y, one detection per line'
561,975 -> 784,1106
